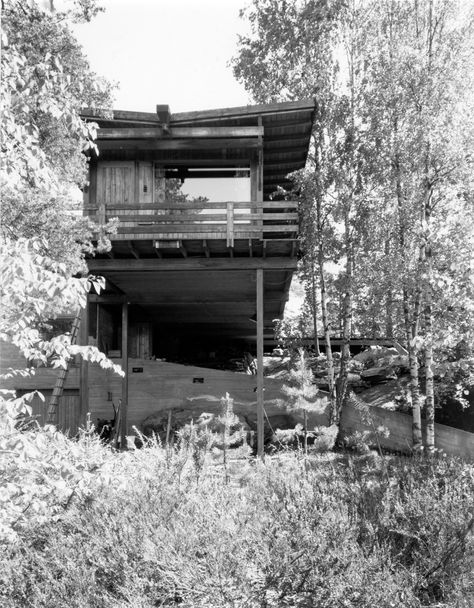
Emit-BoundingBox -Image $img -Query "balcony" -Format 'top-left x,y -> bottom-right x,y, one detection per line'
89,200 -> 298,245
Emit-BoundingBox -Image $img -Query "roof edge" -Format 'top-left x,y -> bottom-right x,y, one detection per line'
81,99 -> 316,125
171,99 -> 316,124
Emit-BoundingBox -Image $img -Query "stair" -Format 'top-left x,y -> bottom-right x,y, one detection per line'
46,312 -> 82,425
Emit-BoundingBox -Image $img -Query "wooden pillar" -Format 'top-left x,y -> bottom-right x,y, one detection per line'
87,162 -> 98,219
257,116 -> 263,202
79,299 -> 89,428
256,268 -> 264,458
120,302 -> 129,449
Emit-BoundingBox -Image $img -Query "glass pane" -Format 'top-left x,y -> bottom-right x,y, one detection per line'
180,168 -> 250,202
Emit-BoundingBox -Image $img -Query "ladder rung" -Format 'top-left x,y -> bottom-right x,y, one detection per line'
47,310 -> 82,424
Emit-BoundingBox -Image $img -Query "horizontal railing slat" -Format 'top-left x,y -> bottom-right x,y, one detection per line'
85,200 -> 298,211
111,232 -> 259,241
115,224 -> 297,235
106,212 -> 298,222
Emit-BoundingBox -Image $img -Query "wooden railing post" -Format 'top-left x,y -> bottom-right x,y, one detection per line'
79,298 -> 89,429
120,301 -> 129,450
226,202 -> 234,248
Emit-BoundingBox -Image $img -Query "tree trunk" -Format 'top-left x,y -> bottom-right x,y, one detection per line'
319,251 -> 337,423
403,287 -> 423,451
394,144 -> 423,451
303,409 -> 308,457
311,256 -> 321,356
424,284 -> 435,451
313,127 -> 337,422
336,226 -> 353,422
423,1 -> 435,453
385,238 -> 394,338
423,185 -> 435,452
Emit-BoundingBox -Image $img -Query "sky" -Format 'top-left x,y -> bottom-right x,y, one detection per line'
72,0 -> 252,114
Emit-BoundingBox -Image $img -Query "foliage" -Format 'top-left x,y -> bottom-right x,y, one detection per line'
234,0 -> 474,444
0,3 -> 120,370
1,0 -> 116,273
0,3 -> 124,546
0,237 -> 123,375
1,0 -> 112,189
0,404 -> 114,544
0,187 -> 118,275
1,441 -> 473,607
282,349 -> 320,414
281,348 -> 325,454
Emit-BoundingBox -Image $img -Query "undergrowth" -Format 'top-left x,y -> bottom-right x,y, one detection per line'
1,427 -> 473,608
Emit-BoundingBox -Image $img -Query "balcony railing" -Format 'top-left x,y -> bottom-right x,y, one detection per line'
88,201 -> 298,244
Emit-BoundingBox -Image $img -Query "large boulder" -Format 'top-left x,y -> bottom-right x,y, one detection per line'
354,346 -> 409,373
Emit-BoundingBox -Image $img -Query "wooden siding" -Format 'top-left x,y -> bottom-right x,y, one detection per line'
88,358 -> 330,432
3,340 -> 473,459
129,323 -> 152,359
97,162 -> 135,207
0,341 -> 80,391
18,389 -> 81,436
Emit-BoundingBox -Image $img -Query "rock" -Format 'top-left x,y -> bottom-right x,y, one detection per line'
354,377 -> 410,411
353,347 -> 409,376
360,366 -> 397,383
263,413 -> 299,444
374,353 -> 409,370
347,359 -> 364,372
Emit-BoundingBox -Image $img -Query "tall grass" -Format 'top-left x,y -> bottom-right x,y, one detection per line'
1,431 -> 473,608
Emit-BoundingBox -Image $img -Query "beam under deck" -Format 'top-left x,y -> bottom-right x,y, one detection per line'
87,257 -> 297,272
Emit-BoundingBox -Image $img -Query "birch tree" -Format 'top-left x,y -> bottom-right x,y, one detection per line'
362,0 -> 474,449
233,0 -> 345,421
234,0 -> 474,450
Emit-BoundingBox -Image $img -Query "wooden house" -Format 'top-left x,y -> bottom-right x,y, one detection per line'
80,100 -> 317,454
1,100 -> 322,454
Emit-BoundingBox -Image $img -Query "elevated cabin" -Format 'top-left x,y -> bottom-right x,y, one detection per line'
1,100 -> 318,452
80,100 -> 316,452
83,100 -> 314,345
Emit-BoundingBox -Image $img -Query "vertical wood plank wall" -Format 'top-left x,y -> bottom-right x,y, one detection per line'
120,302 -> 129,447
22,390 -> 81,435
79,302 -> 89,428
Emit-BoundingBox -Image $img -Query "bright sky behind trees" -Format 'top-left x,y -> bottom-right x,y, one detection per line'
72,0 -> 251,113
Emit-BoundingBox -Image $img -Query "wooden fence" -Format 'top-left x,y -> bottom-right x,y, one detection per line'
340,400 -> 474,460
18,389 -> 81,437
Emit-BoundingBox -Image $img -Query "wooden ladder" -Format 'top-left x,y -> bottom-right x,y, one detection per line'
46,311 -> 82,425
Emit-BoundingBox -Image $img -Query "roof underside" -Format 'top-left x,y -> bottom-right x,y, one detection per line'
83,99 -> 315,197
97,267 -> 290,343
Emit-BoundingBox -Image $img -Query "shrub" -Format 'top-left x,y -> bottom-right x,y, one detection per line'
0,429 -> 472,607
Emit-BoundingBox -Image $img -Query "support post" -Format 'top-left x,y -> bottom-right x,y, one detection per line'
257,117 -> 263,202
120,302 -> 129,450
256,268 -> 264,458
79,298 -> 89,428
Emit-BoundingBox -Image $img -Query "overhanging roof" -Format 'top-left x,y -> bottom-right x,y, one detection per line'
82,99 -> 316,197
